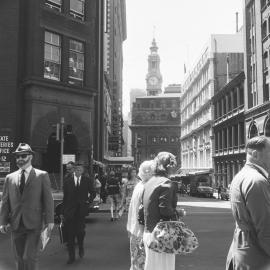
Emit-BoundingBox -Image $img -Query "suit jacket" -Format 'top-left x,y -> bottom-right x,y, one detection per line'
63,175 -> 96,220
0,168 -> 54,231
143,175 -> 177,233
226,163 -> 270,270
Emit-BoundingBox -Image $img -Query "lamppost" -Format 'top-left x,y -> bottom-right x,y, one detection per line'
58,117 -> 65,190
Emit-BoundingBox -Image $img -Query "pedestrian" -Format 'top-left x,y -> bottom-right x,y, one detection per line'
106,170 -> 121,221
143,152 -> 178,270
127,160 -> 155,270
65,161 -> 75,178
119,167 -> 140,217
0,143 -> 54,270
100,170 -> 108,203
62,161 -> 96,264
94,173 -> 102,203
217,184 -> 222,200
226,136 -> 270,270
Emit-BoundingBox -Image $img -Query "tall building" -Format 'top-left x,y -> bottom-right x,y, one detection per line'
243,0 -> 270,138
180,34 -> 244,186
104,0 -> 127,158
212,72 -> 246,188
146,39 -> 163,96
0,0 -> 102,179
130,39 -> 181,167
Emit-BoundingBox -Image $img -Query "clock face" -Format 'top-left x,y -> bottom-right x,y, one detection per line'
149,76 -> 158,86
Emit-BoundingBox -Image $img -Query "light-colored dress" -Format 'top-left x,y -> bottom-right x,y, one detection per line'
122,177 -> 139,210
143,231 -> 175,270
127,181 -> 145,270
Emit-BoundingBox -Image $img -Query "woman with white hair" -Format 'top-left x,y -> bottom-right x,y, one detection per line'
143,152 -> 178,270
126,160 -> 155,270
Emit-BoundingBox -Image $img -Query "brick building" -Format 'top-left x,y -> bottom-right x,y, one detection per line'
0,0 -> 103,177
130,40 -> 181,167
212,72 -> 246,187
180,34 -> 244,186
243,0 -> 270,139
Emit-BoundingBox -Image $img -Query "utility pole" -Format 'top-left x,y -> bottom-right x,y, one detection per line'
60,117 -> 65,190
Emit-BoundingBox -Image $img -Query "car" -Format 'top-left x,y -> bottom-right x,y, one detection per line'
220,188 -> 230,201
191,182 -> 214,197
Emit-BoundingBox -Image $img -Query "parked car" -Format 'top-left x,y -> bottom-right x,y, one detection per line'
220,187 -> 230,201
190,182 -> 214,197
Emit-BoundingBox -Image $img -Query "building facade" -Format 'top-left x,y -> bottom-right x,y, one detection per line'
105,0 -> 127,158
212,72 -> 246,188
0,0 -> 103,178
130,40 -> 181,167
180,34 -> 244,186
243,0 -> 270,138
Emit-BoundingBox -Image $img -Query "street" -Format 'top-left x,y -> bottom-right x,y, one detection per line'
0,196 -> 234,270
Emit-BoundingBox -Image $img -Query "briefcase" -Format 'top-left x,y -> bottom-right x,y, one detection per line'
58,222 -> 67,244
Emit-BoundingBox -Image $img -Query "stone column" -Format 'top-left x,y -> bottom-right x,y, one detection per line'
227,127 -> 230,149
222,129 -> 225,152
226,161 -> 230,187
230,89 -> 234,111
237,123 -> 241,148
236,86 -> 240,107
231,161 -> 236,179
225,95 -> 229,115
232,125 -> 235,148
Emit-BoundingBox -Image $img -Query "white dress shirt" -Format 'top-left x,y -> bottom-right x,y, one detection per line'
74,175 -> 81,186
19,165 -> 32,184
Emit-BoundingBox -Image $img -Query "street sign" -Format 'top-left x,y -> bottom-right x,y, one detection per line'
62,154 -> 75,165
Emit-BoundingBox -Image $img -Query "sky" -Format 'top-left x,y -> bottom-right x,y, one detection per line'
122,0 -> 243,118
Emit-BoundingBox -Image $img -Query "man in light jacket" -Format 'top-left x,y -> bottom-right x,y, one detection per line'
226,136 -> 270,270
0,143 -> 54,270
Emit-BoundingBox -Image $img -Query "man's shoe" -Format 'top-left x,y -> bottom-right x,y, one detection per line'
79,247 -> 84,258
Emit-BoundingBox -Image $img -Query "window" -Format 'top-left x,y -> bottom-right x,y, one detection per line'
69,39 -> 84,85
44,31 -> 61,81
45,0 -> 61,11
70,0 -> 85,20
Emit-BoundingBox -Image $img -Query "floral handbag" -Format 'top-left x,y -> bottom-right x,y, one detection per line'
147,220 -> 199,255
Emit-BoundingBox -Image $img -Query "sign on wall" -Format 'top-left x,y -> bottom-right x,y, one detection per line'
0,136 -> 14,173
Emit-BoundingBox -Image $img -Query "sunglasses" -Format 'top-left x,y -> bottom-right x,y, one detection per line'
15,154 -> 29,159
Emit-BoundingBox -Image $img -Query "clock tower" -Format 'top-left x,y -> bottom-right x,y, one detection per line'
146,39 -> 163,96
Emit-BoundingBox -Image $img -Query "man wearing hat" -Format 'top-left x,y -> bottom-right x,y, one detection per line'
0,143 -> 54,270
62,161 -> 96,264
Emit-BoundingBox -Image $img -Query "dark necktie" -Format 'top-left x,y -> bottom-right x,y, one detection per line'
20,170 -> 25,194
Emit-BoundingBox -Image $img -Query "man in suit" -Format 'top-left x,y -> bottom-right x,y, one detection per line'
63,162 -> 96,264
65,161 -> 75,179
0,143 -> 54,270
226,136 -> 270,270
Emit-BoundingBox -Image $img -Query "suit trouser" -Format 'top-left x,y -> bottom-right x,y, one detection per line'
65,214 -> 86,258
11,226 -> 41,270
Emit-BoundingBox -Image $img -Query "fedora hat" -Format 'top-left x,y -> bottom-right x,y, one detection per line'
13,143 -> 34,155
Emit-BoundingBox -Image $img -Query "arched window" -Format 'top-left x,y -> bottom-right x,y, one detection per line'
249,122 -> 258,138
264,118 -> 270,137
